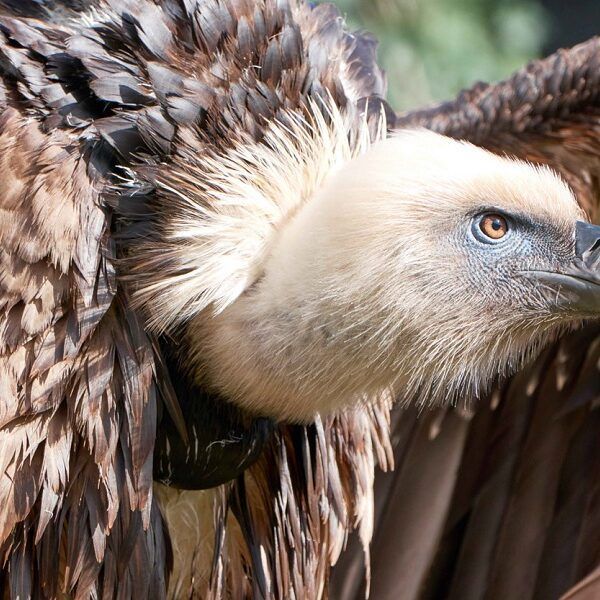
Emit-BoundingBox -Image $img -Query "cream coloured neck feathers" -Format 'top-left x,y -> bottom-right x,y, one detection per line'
129,105 -> 587,422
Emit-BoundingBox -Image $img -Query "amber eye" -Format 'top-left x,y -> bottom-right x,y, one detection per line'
479,214 -> 508,240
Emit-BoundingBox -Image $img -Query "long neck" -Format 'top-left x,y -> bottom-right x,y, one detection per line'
191,285 -> 399,423
188,151 -> 405,422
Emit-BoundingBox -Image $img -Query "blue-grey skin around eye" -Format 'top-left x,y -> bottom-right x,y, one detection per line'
454,210 -> 600,316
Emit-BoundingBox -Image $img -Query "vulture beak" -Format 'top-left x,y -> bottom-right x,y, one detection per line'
523,221 -> 600,317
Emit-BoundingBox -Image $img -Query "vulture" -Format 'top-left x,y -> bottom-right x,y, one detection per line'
0,1 -> 598,600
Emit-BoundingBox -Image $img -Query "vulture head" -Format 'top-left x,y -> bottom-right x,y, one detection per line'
130,109 -> 600,422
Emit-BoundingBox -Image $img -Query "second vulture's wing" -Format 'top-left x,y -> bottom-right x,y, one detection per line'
331,37 -> 600,600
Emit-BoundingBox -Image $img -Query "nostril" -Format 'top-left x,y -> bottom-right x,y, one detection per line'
589,238 -> 600,254
575,221 -> 600,256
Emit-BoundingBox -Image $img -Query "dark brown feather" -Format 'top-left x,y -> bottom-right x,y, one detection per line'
0,1 -> 391,597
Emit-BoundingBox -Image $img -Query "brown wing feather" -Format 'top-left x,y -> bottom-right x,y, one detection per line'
332,38 -> 600,600
396,37 -> 600,218
0,1 -> 394,597
0,13 -> 167,600
209,403 -> 393,599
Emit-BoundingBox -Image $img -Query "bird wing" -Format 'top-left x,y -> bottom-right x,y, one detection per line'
0,7 -> 174,598
331,37 -> 600,600
0,1 -> 395,598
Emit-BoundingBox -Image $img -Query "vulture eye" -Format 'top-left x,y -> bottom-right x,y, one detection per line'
475,213 -> 509,242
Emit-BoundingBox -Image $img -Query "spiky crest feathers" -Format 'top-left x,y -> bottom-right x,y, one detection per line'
126,100 -> 384,333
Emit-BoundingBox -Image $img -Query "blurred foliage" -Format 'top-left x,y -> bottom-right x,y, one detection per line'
330,0 -> 549,110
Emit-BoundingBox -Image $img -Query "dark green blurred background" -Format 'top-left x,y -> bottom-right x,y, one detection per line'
330,0 -> 599,110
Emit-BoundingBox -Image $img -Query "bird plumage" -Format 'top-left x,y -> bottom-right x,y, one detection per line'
0,0 -> 393,597
0,1 -> 599,600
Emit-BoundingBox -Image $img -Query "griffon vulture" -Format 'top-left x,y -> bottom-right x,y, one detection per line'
0,1 -> 598,599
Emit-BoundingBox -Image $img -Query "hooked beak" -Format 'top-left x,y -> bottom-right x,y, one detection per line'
522,221 -> 600,317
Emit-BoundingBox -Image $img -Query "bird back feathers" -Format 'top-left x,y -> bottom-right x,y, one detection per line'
0,0 -> 393,597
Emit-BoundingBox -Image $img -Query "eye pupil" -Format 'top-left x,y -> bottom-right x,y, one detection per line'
478,213 -> 508,240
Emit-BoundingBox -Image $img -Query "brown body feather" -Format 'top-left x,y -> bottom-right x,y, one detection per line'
0,1 -> 599,599
0,0 -> 392,597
